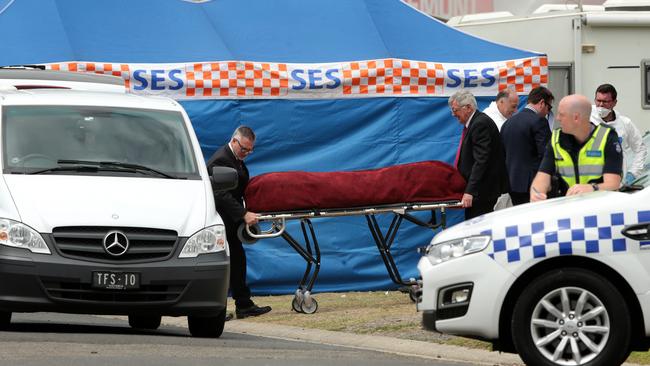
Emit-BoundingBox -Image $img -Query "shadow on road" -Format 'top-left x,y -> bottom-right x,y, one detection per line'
2,319 -> 186,338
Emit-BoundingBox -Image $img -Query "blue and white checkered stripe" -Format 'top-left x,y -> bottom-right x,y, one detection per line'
485,210 -> 650,264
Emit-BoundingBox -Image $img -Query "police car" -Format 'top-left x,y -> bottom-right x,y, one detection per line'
417,166 -> 650,365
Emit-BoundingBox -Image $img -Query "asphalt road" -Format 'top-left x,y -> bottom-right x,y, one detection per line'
0,313 -> 473,366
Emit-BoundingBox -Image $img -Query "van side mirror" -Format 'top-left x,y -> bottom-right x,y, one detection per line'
211,166 -> 238,191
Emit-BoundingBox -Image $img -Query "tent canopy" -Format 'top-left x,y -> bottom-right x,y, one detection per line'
1,0 -> 538,64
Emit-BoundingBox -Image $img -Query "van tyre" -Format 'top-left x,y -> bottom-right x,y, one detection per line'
0,311 -> 11,330
511,268 -> 631,366
128,314 -> 162,330
188,309 -> 226,338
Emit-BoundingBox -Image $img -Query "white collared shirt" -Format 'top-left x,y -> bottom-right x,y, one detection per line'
482,102 -> 507,131
465,109 -> 476,129
228,141 -> 242,161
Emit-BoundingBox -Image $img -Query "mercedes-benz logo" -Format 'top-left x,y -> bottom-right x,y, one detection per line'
103,231 -> 129,256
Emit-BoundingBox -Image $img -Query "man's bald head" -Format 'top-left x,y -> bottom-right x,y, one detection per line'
562,94 -> 591,121
496,87 -> 519,119
557,94 -> 594,140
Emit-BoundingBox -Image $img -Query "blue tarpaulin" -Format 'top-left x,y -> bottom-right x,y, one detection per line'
2,0 -> 536,64
0,0 -> 544,294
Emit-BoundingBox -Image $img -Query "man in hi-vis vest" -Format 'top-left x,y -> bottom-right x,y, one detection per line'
530,94 -> 623,202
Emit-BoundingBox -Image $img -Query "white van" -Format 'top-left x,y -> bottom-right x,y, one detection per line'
0,69 -> 235,337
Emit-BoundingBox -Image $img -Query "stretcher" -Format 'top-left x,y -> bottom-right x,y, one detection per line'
238,199 -> 462,314
239,161 -> 466,314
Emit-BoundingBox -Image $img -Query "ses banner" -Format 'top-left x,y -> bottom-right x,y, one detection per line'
46,56 -> 547,100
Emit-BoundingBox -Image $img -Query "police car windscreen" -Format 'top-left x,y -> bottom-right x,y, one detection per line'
1,105 -> 198,177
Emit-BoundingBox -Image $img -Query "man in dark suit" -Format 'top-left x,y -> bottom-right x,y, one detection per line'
500,86 -> 554,205
206,126 -> 271,319
449,90 -> 508,220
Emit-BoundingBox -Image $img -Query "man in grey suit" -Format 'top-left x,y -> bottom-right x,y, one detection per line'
500,86 -> 554,205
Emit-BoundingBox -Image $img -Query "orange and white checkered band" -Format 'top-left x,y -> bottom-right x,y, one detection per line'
185,62 -> 288,97
342,59 -> 445,95
497,57 -> 548,93
45,57 -> 547,99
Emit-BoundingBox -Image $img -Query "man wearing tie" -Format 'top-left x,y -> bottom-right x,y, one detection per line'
449,90 -> 508,220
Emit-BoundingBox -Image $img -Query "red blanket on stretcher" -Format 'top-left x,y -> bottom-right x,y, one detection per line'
244,161 -> 466,213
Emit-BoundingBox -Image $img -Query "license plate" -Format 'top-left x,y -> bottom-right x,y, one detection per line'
92,271 -> 140,290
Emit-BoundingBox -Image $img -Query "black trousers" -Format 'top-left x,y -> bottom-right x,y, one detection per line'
509,191 -> 530,206
465,196 -> 498,220
225,221 -> 253,309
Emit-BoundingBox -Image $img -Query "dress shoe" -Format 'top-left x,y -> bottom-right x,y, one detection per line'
235,304 -> 272,319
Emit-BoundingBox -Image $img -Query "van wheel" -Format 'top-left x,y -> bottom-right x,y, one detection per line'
0,311 -> 11,330
188,309 -> 226,338
512,268 -> 631,366
128,314 -> 161,330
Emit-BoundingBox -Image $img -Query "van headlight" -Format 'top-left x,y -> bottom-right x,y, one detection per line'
425,235 -> 490,265
0,219 -> 50,254
179,225 -> 227,258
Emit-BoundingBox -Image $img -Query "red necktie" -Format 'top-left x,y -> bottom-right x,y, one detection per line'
454,127 -> 467,168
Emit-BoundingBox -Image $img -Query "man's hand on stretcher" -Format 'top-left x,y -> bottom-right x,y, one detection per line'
461,193 -> 473,208
244,211 -> 259,225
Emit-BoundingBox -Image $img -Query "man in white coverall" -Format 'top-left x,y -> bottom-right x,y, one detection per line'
590,83 -> 647,185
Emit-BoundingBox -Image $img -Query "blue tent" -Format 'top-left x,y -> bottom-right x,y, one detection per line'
0,0 -> 547,294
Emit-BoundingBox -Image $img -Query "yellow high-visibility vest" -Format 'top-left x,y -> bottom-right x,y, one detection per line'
551,124 -> 610,187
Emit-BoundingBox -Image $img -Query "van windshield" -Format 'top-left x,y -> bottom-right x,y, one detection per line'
2,105 -> 199,178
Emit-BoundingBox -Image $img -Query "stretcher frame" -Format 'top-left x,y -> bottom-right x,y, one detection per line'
240,200 -> 462,314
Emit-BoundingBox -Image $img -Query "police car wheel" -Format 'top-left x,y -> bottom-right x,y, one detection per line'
511,268 -> 631,366
128,314 -> 162,330
188,309 -> 226,338
0,311 -> 10,330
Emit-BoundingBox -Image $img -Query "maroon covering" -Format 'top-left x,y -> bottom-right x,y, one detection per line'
245,161 -> 466,213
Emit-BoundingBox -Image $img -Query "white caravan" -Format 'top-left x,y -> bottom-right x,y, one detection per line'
447,0 -> 650,134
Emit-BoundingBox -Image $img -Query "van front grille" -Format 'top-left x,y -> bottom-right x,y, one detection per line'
51,226 -> 178,263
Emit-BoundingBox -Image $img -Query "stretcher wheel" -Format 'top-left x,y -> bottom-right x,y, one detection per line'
300,298 -> 318,314
237,223 -> 260,244
408,286 -> 421,303
292,297 -> 303,313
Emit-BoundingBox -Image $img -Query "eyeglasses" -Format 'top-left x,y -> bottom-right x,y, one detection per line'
451,105 -> 468,113
545,100 -> 553,112
234,138 -> 253,154
595,98 -> 614,105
